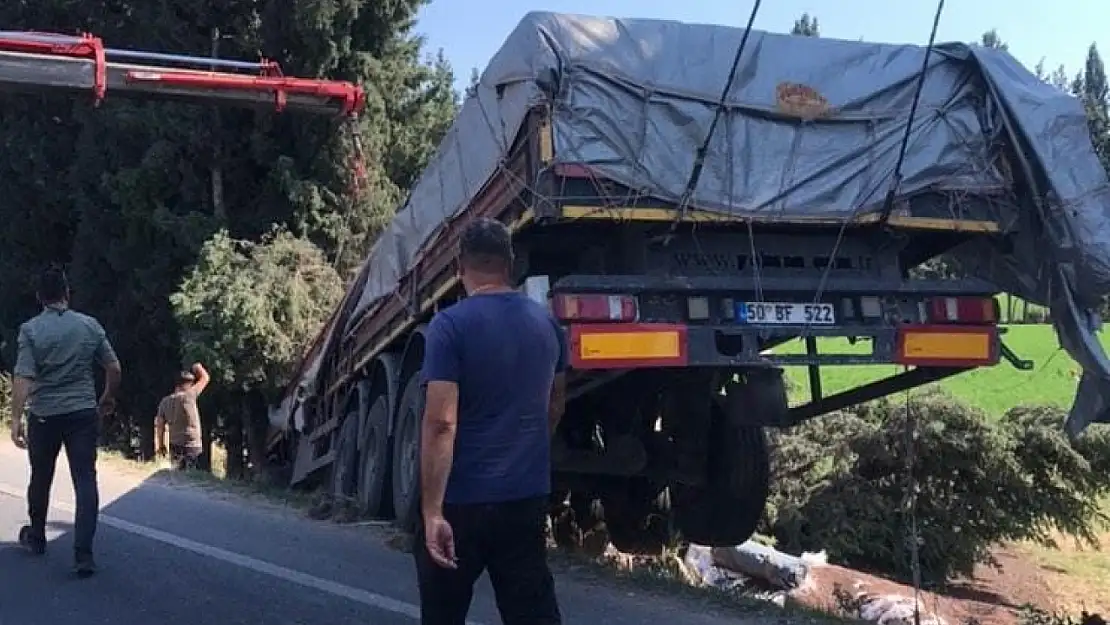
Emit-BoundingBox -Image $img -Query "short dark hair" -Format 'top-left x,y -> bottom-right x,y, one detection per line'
35,266 -> 69,304
459,218 -> 512,274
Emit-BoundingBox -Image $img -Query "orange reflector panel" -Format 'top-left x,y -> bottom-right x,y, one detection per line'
570,323 -> 688,369
895,325 -> 997,366
580,331 -> 679,359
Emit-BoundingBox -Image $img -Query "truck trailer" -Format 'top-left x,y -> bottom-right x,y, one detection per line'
267,12 -> 1110,551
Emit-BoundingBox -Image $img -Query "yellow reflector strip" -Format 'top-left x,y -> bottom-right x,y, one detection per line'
579,331 -> 681,360
901,331 -> 990,361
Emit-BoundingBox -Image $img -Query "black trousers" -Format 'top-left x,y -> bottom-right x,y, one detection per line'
414,496 -> 561,625
169,444 -> 201,471
26,409 -> 100,556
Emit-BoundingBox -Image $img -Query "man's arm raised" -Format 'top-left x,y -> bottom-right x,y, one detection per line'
191,363 -> 211,395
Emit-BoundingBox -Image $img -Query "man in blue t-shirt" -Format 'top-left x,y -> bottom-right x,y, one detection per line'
416,217 -> 567,625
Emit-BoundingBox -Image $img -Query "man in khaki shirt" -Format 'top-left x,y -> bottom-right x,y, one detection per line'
154,363 -> 209,470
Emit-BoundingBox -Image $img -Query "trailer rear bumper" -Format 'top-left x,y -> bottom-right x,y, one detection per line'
566,322 -> 999,370
550,272 -> 1001,371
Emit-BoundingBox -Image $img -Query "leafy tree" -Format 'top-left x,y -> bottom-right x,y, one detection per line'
790,13 -> 819,37
1050,65 -> 1072,92
980,29 -> 1007,50
1072,70 -> 1086,96
767,394 -> 1110,582
1083,44 -> 1108,104
0,0 -> 456,463
1034,59 -> 1047,81
171,228 -> 343,477
256,1 -> 459,274
910,255 -> 964,280
1079,44 -> 1110,171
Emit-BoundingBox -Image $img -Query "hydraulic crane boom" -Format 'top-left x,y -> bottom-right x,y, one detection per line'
0,31 -> 365,116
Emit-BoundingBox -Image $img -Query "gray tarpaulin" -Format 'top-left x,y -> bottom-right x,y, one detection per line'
280,12 -> 1110,439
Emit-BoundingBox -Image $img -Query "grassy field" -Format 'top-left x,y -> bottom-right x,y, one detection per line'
776,324 -> 1096,417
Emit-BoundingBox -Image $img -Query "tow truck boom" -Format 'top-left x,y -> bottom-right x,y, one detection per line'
0,31 -> 365,116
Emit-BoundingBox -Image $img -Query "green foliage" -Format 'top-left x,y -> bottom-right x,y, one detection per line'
909,255 -> 964,280
1079,44 -> 1110,172
766,393 -> 1110,583
0,0 -> 456,458
980,29 -> 1007,50
171,228 -> 343,401
259,0 -> 460,275
790,14 -> 819,37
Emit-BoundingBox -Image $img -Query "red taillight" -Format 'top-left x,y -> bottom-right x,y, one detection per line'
553,293 -> 638,322
926,296 -> 997,324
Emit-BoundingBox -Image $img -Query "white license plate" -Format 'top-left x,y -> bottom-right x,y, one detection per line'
736,301 -> 836,325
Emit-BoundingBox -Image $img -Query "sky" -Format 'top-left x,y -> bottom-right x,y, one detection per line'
414,0 -> 1108,93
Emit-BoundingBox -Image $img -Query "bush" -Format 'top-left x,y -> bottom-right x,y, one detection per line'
765,392 -> 1110,584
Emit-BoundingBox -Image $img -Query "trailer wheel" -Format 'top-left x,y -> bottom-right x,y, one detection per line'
357,396 -> 390,517
569,492 -> 610,557
672,419 -> 770,547
391,372 -> 424,532
601,480 -> 672,554
331,412 -> 360,502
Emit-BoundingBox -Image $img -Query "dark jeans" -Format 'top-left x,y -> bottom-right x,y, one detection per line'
26,409 -> 100,556
169,444 -> 201,471
415,496 -> 561,625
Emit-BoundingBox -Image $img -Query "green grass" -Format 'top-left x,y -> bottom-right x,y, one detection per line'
776,324 -> 1105,418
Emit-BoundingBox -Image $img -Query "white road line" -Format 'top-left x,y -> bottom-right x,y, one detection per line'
0,483 -> 485,625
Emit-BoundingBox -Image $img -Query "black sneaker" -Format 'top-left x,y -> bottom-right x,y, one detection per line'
73,552 -> 97,578
17,525 -> 46,555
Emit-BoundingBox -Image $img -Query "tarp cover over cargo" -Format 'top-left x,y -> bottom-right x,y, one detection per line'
288,11 -> 1110,438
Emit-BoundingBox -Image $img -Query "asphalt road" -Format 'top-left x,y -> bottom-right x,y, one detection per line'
0,442 -> 770,625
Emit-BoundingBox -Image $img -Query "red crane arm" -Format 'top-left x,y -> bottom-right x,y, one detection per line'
0,31 -> 366,117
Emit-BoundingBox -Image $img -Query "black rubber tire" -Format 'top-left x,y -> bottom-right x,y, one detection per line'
569,492 -> 610,557
357,396 -> 391,517
672,421 -> 771,547
600,479 -> 672,554
549,490 -> 578,550
331,412 -> 360,500
391,372 -> 424,532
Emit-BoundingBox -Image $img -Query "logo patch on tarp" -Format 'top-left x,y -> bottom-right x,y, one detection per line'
775,82 -> 831,120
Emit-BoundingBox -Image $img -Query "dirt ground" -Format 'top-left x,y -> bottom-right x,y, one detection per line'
1010,534 -> 1110,615
795,543 -> 1103,625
